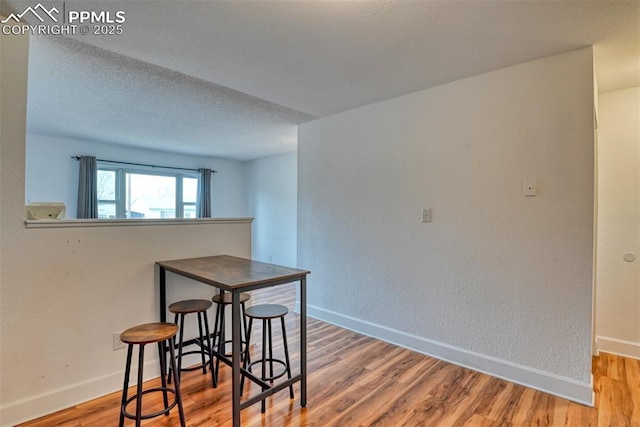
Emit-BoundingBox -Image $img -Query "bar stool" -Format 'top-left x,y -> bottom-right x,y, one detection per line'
168,299 -> 216,388
211,291 -> 251,382
119,322 -> 186,427
242,303 -> 294,413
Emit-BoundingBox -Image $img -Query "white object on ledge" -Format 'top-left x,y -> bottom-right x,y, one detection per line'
25,202 -> 66,220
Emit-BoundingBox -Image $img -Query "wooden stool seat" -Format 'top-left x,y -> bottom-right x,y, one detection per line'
245,304 -> 288,319
168,299 -> 212,314
211,292 -> 251,305
120,322 -> 178,345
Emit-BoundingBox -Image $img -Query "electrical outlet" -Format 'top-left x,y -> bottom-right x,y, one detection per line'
112,332 -> 126,350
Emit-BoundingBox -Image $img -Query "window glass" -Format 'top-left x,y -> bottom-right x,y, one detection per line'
182,176 -> 198,218
183,205 -> 196,218
126,173 -> 176,219
97,169 -> 116,219
98,202 -> 116,219
183,176 -> 197,203
96,164 -> 199,219
97,169 -> 116,201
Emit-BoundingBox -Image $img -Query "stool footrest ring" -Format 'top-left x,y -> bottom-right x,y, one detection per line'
122,387 -> 178,420
248,358 -> 288,382
173,349 -> 213,372
216,338 -> 249,357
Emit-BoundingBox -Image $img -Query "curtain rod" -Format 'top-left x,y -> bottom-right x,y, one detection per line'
71,156 -> 217,173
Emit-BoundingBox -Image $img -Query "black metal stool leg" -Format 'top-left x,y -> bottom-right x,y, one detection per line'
168,313 -> 179,384
197,312 -> 207,374
261,318 -> 268,413
135,344 -> 145,427
211,298 -> 221,382
177,314 -> 186,378
216,302 -> 225,383
240,317 -> 253,396
268,319 -> 275,383
281,316 -> 294,399
119,344 -> 134,427
157,342 -> 170,414
242,301 -> 251,366
167,337 -> 187,427
203,309 -> 216,388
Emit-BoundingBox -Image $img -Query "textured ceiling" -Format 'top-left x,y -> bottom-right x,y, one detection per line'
3,0 -> 639,160
26,36 -> 313,160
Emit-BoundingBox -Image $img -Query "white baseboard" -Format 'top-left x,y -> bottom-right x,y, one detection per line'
0,360 -> 161,427
596,336 -> 640,360
307,304 -> 594,406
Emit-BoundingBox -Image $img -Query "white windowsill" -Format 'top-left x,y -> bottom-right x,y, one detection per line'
25,217 -> 254,229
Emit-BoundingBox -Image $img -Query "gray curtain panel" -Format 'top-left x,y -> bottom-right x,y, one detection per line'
77,156 -> 98,218
197,168 -> 212,218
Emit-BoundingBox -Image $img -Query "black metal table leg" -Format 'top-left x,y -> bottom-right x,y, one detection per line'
232,290 -> 241,426
300,275 -> 307,407
159,267 -> 167,323
158,266 -> 167,381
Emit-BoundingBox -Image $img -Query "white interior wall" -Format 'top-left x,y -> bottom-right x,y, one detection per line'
0,32 -> 252,426
298,48 -> 595,404
596,86 -> 640,359
243,153 -> 297,266
26,134 -> 246,218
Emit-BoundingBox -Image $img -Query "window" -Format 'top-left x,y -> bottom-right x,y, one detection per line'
97,164 -> 198,219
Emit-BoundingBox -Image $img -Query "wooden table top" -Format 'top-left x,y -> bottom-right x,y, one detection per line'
156,255 -> 310,291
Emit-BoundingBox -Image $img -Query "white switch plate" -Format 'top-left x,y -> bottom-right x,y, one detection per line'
523,179 -> 537,197
422,208 -> 432,223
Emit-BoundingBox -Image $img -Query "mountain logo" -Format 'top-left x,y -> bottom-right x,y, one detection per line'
1,3 -> 59,24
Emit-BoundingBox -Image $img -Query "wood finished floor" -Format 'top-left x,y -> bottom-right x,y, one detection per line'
19,284 -> 639,426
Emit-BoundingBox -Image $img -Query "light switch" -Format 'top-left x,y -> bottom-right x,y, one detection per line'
422,208 -> 432,223
523,179 -> 537,197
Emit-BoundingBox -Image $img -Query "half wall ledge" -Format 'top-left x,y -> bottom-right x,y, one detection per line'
24,217 -> 254,229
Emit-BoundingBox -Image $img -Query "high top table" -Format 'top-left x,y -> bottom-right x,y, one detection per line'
156,255 -> 310,426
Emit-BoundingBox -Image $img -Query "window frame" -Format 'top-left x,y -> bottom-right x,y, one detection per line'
97,162 -> 199,220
